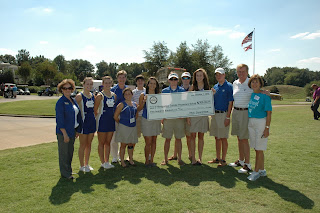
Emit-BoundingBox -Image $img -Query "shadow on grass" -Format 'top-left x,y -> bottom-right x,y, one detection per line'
245,176 -> 314,209
49,162 -> 314,210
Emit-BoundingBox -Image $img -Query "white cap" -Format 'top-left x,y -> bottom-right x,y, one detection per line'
181,72 -> 191,78
168,73 -> 179,80
215,68 -> 225,74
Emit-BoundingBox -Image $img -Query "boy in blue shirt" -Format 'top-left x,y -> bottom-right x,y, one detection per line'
208,68 -> 234,167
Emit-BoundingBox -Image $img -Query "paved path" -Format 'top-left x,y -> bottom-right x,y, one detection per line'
0,95 -> 59,103
0,116 -> 56,150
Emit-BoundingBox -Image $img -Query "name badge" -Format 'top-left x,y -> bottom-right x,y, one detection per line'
64,102 -> 69,105
254,95 -> 260,101
106,99 -> 114,107
130,117 -> 135,123
86,100 -> 94,108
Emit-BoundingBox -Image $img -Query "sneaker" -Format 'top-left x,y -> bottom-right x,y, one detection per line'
229,159 -> 244,167
247,171 -> 261,181
86,165 -> 94,171
111,157 -> 118,163
259,169 -> 267,177
104,162 -> 115,169
80,166 -> 90,172
238,163 -> 252,174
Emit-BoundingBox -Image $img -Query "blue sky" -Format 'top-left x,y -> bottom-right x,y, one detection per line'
1,0 -> 320,76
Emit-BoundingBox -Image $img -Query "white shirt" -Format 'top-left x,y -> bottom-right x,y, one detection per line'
233,78 -> 253,108
132,87 -> 146,116
73,104 -> 79,128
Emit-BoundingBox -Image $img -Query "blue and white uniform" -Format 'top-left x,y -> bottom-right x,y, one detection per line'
96,92 -> 116,132
80,93 -> 96,134
119,101 -> 137,127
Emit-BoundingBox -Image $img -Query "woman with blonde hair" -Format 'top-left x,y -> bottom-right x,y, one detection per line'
75,77 -> 96,172
94,76 -> 117,169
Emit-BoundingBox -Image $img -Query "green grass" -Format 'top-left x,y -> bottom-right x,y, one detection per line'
264,85 -> 306,99
0,99 -> 56,116
0,106 -> 319,212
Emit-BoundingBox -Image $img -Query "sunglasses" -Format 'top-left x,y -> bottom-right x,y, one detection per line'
62,87 -> 73,90
169,78 -> 178,81
182,77 -> 190,80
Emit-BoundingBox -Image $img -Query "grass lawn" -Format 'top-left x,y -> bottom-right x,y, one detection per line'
0,99 -> 56,116
264,85 -> 306,99
0,106 -> 319,212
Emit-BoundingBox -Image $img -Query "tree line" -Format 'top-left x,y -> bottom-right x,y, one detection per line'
1,40 -> 319,89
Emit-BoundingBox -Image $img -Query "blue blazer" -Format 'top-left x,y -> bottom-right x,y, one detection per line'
55,95 -> 83,138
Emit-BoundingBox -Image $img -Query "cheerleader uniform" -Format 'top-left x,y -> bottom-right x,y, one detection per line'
115,101 -> 138,144
80,92 -> 96,134
96,92 -> 116,132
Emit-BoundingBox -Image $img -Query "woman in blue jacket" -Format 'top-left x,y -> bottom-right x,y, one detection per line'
55,79 -> 82,179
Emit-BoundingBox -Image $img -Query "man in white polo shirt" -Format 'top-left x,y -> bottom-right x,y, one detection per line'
229,64 -> 253,173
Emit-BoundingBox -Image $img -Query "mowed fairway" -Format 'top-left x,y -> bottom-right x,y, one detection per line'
0,106 -> 319,212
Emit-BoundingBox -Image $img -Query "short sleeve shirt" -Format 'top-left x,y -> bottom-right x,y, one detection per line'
111,84 -> 127,106
233,78 -> 253,108
132,88 -> 146,116
162,86 -> 185,93
248,93 -> 272,118
213,80 -> 234,111
313,87 -> 320,100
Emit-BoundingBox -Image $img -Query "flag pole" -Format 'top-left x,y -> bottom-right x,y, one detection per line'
253,28 -> 255,75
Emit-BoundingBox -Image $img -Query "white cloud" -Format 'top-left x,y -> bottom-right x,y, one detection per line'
290,30 -> 320,40
87,27 -> 103,32
297,57 -> 320,64
39,41 -> 48,45
302,30 -> 320,40
0,48 -> 16,55
269,49 -> 281,52
234,25 -> 240,29
26,7 -> 54,15
207,26 -> 246,39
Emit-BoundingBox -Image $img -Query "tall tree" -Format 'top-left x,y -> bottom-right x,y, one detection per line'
30,55 -> 48,69
143,41 -> 170,76
37,61 -> 57,85
68,59 -> 94,81
96,60 -> 109,78
53,55 -> 67,73
17,62 -> 32,83
191,39 -> 211,72
172,41 -> 193,72
16,49 -> 30,66
0,54 -> 16,65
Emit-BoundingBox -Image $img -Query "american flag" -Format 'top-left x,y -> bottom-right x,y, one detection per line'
241,31 -> 253,46
244,44 -> 252,51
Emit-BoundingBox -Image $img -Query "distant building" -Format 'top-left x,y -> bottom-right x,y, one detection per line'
0,62 -> 19,83
156,67 -> 187,85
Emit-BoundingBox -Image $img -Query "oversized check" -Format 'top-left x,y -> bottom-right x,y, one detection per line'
146,90 -> 214,120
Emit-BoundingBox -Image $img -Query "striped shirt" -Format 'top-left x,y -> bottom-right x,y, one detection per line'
132,87 -> 145,116
233,78 -> 253,108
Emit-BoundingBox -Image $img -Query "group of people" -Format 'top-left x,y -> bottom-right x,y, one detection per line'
55,63 -> 272,182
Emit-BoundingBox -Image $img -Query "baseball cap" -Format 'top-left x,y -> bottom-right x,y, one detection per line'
168,73 -> 179,80
215,68 -> 225,74
181,72 -> 191,78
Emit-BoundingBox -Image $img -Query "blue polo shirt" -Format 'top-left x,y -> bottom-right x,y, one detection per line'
213,80 -> 234,111
162,86 -> 185,93
111,84 -> 128,106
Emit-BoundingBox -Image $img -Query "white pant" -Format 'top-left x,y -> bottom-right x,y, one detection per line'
248,117 -> 268,151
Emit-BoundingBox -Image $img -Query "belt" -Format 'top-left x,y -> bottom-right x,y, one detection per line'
215,110 -> 227,113
234,107 -> 248,111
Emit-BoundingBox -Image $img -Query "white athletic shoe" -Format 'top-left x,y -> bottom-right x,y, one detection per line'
247,171 -> 261,181
80,166 -> 90,172
238,163 -> 252,174
104,162 -> 115,169
228,160 -> 244,167
86,165 -> 94,171
111,157 -> 119,163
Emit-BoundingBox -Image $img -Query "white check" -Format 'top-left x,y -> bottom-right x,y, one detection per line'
146,90 -> 214,120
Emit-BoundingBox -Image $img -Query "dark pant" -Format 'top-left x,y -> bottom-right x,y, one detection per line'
57,134 -> 75,178
312,100 -> 320,119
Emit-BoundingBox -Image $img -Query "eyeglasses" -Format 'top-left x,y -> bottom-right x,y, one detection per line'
62,87 -> 73,90
182,77 -> 190,80
169,78 -> 178,81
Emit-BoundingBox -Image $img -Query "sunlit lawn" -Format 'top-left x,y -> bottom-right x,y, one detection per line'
0,106 -> 319,212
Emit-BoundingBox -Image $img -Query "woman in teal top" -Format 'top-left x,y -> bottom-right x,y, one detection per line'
247,74 -> 272,181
